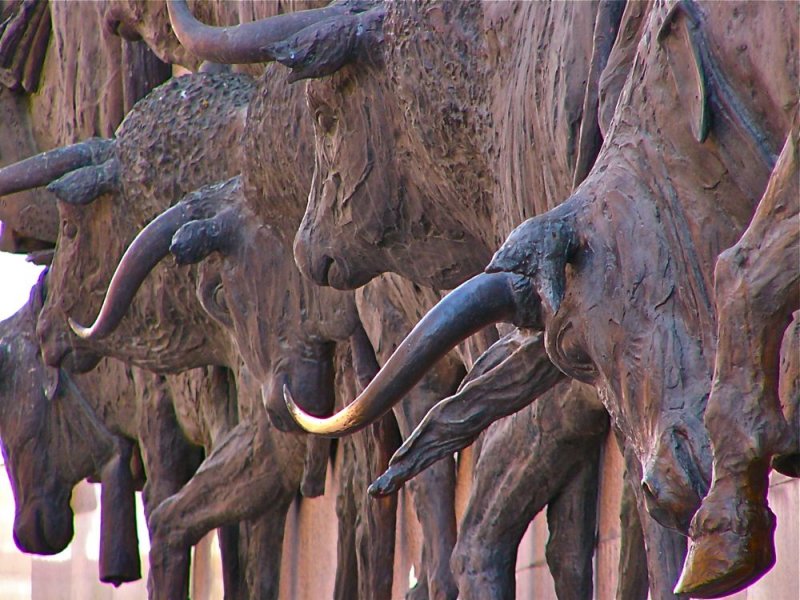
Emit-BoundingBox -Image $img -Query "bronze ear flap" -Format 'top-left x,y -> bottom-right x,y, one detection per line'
572,0 -> 626,188
170,209 -> 238,265
47,158 -> 121,206
271,4 -> 386,83
658,1 -> 710,144
168,177 -> 245,265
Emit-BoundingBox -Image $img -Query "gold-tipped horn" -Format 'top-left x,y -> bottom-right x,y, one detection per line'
283,271 -> 540,436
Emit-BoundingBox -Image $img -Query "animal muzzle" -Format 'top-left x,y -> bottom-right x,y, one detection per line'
13,499 -> 74,555
36,314 -> 99,373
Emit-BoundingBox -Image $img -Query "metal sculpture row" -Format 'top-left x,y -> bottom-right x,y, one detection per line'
0,1 -> 796,599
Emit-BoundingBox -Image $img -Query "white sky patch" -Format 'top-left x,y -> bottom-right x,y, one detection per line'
0,252 -> 45,320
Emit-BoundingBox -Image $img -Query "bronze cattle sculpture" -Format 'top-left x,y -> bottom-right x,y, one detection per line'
678,118 -> 800,597
0,0 -> 171,252
3,72 -> 309,599
158,1 -> 625,597
98,3 -> 488,596
2,0 -> 797,597
0,275 -> 206,587
1,38 -> 447,598
271,0 -> 680,596
283,1 -> 798,596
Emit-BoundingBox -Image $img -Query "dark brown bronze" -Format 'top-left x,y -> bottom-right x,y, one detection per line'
0,277 -> 209,587
4,42 -> 456,596
285,1 -> 798,596
676,117 -> 800,598
23,72 -> 314,599
1,1 -> 797,598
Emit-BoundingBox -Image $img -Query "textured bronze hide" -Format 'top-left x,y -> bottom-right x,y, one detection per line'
0,277 -> 207,586
0,1 -> 797,599
285,0 -> 798,597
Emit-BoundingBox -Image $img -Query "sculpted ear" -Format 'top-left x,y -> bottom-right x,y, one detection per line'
271,4 -> 385,82
167,177 -> 245,265
170,209 -> 240,264
47,158 -> 121,206
657,2 -> 710,143
197,271 -> 234,329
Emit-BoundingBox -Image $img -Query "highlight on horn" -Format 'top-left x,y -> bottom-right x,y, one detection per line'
283,271 -> 540,436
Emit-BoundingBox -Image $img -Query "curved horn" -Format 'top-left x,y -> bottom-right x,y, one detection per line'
166,0 -> 367,64
0,138 -> 113,197
283,271 -> 541,436
369,330 -> 564,497
69,204 -> 206,339
68,203 -> 195,340
69,179 -> 238,339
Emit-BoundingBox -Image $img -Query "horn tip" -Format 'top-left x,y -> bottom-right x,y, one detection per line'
282,384 -> 307,426
68,317 -> 96,340
283,384 -> 340,437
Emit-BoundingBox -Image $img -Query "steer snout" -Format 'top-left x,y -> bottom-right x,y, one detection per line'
13,498 -> 74,555
36,312 -> 71,368
293,222 -> 335,287
641,426 -> 711,533
293,230 -> 374,290
36,312 -> 99,372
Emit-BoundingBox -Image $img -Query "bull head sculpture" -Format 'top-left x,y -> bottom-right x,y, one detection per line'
282,7 -> 797,588
0,276 -> 143,585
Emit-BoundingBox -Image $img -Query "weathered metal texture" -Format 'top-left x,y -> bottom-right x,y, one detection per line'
106,2 -> 473,595
277,1 -> 652,597
0,276 -> 208,587
283,0 -> 798,597
0,66 -> 270,597
1,1 -> 797,598
0,0 -> 50,93
33,72 -> 253,372
678,117 -> 800,597
0,0 -> 54,247
0,0 -> 170,251
4,31 -> 399,597
20,71 -> 309,600
485,1 -> 797,596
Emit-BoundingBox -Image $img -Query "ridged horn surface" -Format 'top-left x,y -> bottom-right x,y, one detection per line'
69,203 -> 196,340
167,0 -> 368,64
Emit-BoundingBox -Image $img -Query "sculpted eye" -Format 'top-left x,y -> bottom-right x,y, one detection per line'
62,221 -> 77,239
198,272 -> 233,328
552,321 -> 597,383
315,110 -> 337,134
212,284 -> 228,314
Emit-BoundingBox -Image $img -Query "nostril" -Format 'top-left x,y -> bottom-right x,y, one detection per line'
641,478 -> 658,504
318,255 -> 334,286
